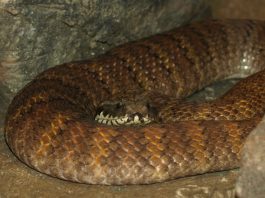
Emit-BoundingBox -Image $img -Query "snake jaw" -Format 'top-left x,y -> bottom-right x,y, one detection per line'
95,99 -> 156,126
95,111 -> 153,126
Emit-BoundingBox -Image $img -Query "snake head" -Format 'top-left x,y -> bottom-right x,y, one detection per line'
95,99 -> 157,126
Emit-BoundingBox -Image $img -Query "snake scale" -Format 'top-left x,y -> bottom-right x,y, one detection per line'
4,19 -> 265,185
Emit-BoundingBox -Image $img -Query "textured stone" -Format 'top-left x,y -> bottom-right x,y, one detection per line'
0,0 -> 209,94
209,0 -> 265,20
236,116 -> 265,198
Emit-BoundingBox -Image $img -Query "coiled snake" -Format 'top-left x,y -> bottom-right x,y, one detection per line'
4,19 -> 265,185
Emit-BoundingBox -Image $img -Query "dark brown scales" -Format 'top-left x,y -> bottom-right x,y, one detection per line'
4,19 -> 265,185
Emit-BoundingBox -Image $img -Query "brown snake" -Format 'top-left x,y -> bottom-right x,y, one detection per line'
4,19 -> 265,185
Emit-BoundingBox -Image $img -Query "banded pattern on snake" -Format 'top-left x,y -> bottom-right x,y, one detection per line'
4,19 -> 265,185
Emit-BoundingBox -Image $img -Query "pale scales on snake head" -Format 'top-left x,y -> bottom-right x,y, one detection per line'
4,19 -> 265,185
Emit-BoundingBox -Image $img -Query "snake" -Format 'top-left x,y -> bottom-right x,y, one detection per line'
4,19 -> 265,185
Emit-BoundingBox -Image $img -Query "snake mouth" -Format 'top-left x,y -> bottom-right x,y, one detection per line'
94,111 -> 153,126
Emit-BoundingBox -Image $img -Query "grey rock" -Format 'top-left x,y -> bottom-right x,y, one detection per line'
236,115 -> 265,198
0,82 -> 11,125
188,78 -> 240,102
0,0 -> 210,95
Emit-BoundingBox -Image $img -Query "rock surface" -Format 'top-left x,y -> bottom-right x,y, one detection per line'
236,116 -> 265,198
210,0 -> 265,20
0,0 -> 209,95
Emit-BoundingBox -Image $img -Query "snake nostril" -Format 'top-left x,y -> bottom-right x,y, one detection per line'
147,102 -> 154,109
147,102 -> 158,116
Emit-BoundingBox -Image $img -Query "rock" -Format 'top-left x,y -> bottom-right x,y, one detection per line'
210,0 -> 265,20
0,0 -> 210,95
236,115 -> 265,198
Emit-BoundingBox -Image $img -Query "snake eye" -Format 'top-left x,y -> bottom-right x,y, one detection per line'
115,102 -> 124,110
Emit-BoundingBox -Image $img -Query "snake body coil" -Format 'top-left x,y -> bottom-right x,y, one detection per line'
4,19 -> 265,185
